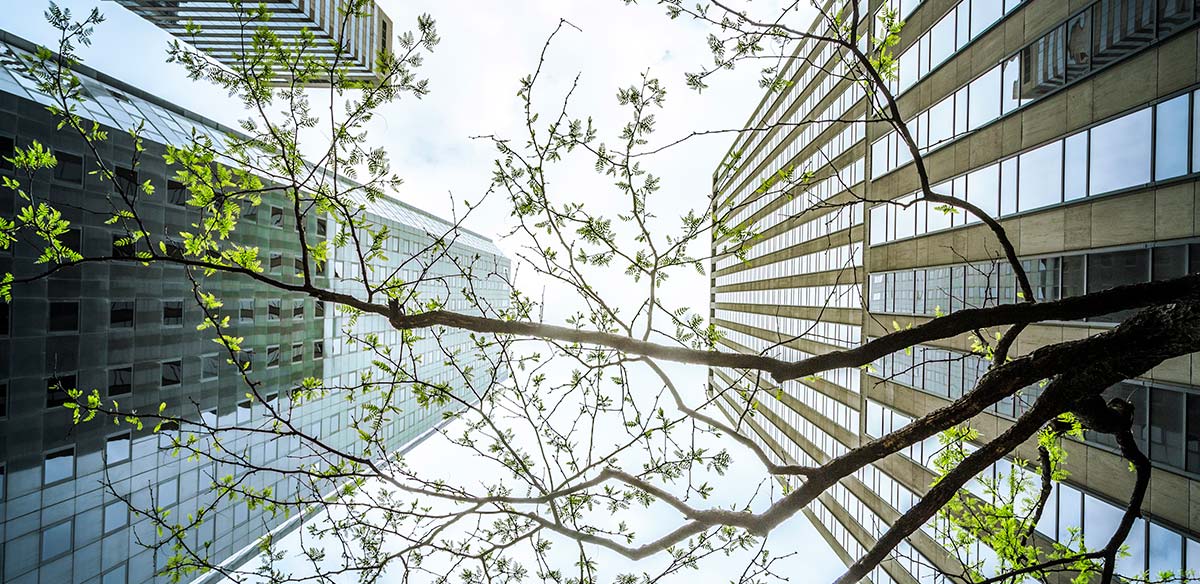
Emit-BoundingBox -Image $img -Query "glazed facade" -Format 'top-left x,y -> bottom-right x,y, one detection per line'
0,29 -> 509,584
709,0 -> 1200,582
110,0 -> 394,84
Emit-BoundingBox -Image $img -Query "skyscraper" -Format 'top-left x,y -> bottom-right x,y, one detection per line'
0,27 -> 509,584
709,0 -> 1200,581
109,0 -> 394,85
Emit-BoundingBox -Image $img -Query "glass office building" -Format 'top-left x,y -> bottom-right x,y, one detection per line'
709,0 -> 1200,582
0,28 -> 510,584
110,0 -> 395,85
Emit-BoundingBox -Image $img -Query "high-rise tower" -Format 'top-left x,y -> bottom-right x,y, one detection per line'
710,0 -> 1200,581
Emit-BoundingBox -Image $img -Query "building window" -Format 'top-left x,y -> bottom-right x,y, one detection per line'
112,233 -> 136,259
317,217 -> 328,237
103,501 -> 127,534
167,179 -> 188,206
161,360 -> 182,387
268,299 -> 280,321
1089,108 -> 1152,196
269,252 -> 283,273
294,256 -> 304,275
242,200 -> 258,222
291,342 -> 303,363
110,300 -> 135,328
292,299 -> 305,319
48,300 -> 79,332
237,400 -> 252,424
114,166 -> 138,194
313,340 -> 325,360
47,374 -> 75,408
0,135 -> 13,172
162,300 -> 183,326
108,366 -> 133,396
53,151 -> 83,183
315,300 -> 326,318
267,345 -> 280,368
237,348 -> 254,372
200,353 -> 220,381
239,299 -> 254,322
0,382 -> 6,418
44,447 -> 74,484
41,520 -> 73,561
270,206 -> 284,228
102,564 -> 127,584
106,432 -> 131,465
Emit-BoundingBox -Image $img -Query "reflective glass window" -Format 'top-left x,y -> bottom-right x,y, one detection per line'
970,0 -> 1002,37
41,521 -> 72,560
108,366 -> 132,396
44,447 -> 74,484
1018,141 -> 1063,211
1155,94 -> 1190,180
106,433 -> 130,464
1149,522 -> 1183,576
110,301 -> 134,328
926,267 -> 951,314
966,163 -> 1000,218
1019,26 -> 1066,100
1064,132 -> 1088,200
1189,394 -> 1200,473
1089,106 -> 1152,195
53,151 -> 83,183
929,12 -> 956,69
1092,0 -> 1155,68
1152,245 -> 1187,280
1150,388 -> 1185,467
161,360 -> 181,387
1065,12 -> 1093,85
1087,249 -> 1149,321
968,66 -> 1002,131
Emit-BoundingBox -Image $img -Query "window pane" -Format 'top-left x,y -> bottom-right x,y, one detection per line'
1090,108 -> 1152,195
928,98 -> 954,150
49,301 -> 79,332
42,521 -> 72,560
44,448 -> 74,483
1024,257 -> 1062,302
110,301 -> 134,328
1087,249 -> 1150,321
1082,494 -> 1123,549
201,355 -> 219,380
968,66 -> 1002,131
1187,394 -> 1200,473
1019,26 -> 1066,100
163,300 -> 183,326
1018,141 -> 1063,211
161,360 -> 181,386
108,367 -> 132,396
928,13 -> 956,70
1150,389 -> 1185,467
926,268 -> 951,315
1155,94 -> 1190,180
1062,255 -> 1086,298
1065,12 -> 1092,83
106,433 -> 130,464
1064,132 -> 1088,200
1149,522 -> 1183,576
1152,245 -> 1187,281
1001,56 -> 1025,114
970,0 -> 1002,37
240,299 -> 254,322
104,501 -> 126,532
966,163 -> 1000,218
1092,0 -> 1155,68
53,151 -> 83,183
869,273 -> 886,312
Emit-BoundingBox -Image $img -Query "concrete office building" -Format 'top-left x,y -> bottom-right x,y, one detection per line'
0,29 -> 509,584
709,0 -> 1200,582
110,0 -> 395,84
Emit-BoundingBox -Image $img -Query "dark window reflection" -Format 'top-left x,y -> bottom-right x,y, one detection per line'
1087,249 -> 1149,322
1020,26 -> 1066,99
1150,389 -> 1185,467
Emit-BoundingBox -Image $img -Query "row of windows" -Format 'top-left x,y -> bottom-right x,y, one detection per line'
715,202 -> 863,271
890,0 -> 1024,97
870,397 -> 1200,579
32,296 -> 329,335
718,368 -> 850,460
714,14 -> 859,193
41,341 -> 323,405
868,338 -> 1200,477
713,283 -> 863,310
714,308 -> 863,349
866,240 -> 1200,319
872,89 -> 1200,246
717,328 -> 863,393
714,243 -> 862,287
715,366 -> 858,434
721,156 -> 864,242
873,2 -> 1200,180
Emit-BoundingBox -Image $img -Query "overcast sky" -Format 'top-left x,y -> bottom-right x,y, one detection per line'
2,1 -> 847,581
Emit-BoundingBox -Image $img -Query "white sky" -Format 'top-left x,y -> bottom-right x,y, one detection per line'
2,1 -> 847,581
